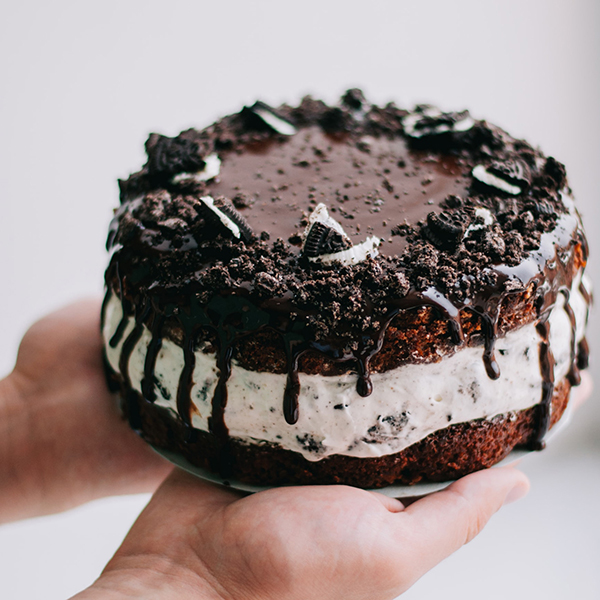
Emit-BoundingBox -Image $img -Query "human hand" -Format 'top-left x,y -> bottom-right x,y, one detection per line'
75,466 -> 528,599
0,299 -> 171,523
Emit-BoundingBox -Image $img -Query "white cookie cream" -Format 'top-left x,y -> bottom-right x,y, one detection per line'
103,275 -> 587,462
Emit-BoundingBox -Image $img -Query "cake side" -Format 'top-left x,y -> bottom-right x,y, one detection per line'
112,375 -> 573,487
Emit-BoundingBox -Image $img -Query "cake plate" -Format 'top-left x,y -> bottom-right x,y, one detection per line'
152,404 -> 572,499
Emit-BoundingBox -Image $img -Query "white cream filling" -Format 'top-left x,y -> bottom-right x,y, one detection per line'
103,276 -> 587,461
308,236 -> 380,266
252,106 -> 297,136
472,164 -> 522,195
172,153 -> 221,184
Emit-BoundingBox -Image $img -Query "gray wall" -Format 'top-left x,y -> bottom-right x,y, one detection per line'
0,1 -> 598,598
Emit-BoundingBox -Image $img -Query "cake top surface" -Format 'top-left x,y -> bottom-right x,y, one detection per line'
109,89 -> 585,346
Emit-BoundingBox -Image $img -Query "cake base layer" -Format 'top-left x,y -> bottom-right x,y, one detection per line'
118,375 -> 571,488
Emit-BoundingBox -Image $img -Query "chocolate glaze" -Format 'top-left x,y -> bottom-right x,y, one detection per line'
102,91 -> 591,474
210,128 -> 470,256
562,289 -> 581,387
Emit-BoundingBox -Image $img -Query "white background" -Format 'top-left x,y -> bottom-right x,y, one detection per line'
1,1 -> 599,598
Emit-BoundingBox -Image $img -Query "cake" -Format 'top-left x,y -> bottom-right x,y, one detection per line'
101,90 -> 591,488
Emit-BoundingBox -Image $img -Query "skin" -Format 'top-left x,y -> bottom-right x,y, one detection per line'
0,300 -> 591,598
0,299 -> 171,522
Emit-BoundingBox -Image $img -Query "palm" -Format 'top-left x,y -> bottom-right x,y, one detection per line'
109,467 -> 529,600
205,486 -> 403,599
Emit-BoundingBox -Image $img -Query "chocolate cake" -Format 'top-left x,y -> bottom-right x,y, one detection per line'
101,90 -> 591,488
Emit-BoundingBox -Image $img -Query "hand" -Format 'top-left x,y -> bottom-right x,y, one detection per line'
0,299 -> 172,523
76,373 -> 592,599
75,466 -> 529,599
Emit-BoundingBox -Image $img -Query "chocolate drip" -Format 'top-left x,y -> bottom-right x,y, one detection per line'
283,349 -> 305,425
109,315 -> 129,349
532,317 -> 556,450
479,310 -> 501,380
577,280 -> 591,373
176,328 -> 200,431
105,225 -> 589,447
561,289 -> 581,386
118,300 -> 150,388
356,313 -> 404,398
141,312 -> 165,402
107,263 -> 130,348
419,288 -> 464,345
209,344 -> 234,476
579,280 -> 592,307
577,337 -> 590,370
356,359 -> 373,397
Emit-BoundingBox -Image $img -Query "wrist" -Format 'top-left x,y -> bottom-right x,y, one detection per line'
72,554 -> 228,600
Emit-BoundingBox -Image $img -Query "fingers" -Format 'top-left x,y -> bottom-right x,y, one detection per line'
367,491 -> 405,513
390,467 -> 529,585
14,298 -> 104,387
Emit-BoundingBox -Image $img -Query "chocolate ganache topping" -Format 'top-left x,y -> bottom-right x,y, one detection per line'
103,89 -> 589,474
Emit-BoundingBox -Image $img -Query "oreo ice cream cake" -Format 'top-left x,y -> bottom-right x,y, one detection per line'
101,90 -> 590,488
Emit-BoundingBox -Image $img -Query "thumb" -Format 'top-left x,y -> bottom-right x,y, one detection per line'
393,467 -> 529,585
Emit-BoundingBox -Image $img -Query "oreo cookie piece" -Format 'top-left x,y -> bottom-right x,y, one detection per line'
302,202 -> 379,265
472,159 -> 531,195
241,101 -> 297,136
195,196 -> 254,242
302,203 -> 350,254
542,157 -> 568,189
403,106 -> 475,138
341,88 -> 366,110
318,107 -> 353,134
145,134 -> 206,181
303,221 -> 353,258
423,211 -> 466,251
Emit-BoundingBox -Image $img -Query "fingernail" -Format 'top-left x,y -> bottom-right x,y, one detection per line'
504,482 -> 529,506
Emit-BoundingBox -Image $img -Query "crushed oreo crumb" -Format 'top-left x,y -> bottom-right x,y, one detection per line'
423,211 -> 466,251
